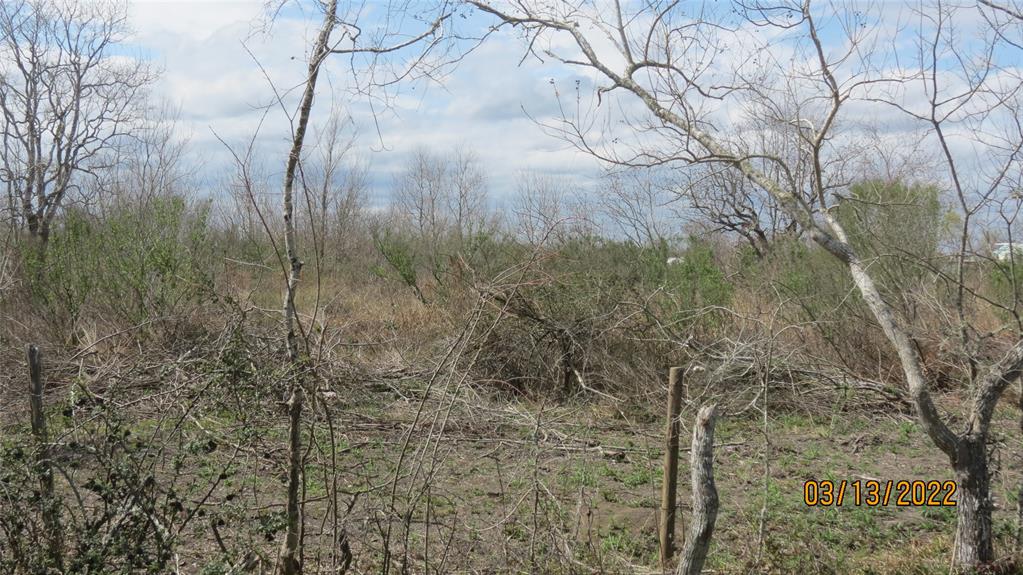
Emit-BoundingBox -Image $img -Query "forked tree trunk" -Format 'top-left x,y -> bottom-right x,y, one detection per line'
952,434 -> 994,568
414,5 -> 1023,572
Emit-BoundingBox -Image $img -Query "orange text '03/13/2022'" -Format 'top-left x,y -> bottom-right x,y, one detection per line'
803,480 -> 958,507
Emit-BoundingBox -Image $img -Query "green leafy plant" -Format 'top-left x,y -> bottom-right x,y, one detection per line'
19,196 -> 215,338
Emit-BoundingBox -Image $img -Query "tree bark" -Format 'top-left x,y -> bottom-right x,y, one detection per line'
1015,380 -> 1023,554
952,434 -> 994,569
279,384 -> 306,575
678,403 -> 718,575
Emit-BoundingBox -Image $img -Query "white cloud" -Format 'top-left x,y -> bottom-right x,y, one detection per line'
122,0 -> 1022,213
129,1 -> 263,45
125,0 -> 604,203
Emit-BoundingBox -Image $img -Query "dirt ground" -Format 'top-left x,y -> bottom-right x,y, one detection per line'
3,354 -> 1023,574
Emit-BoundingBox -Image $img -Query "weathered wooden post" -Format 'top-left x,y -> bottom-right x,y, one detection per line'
28,344 -> 63,571
678,403 -> 720,575
659,366 -> 685,566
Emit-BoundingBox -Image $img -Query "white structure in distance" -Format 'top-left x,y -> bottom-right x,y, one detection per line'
993,243 -> 1023,262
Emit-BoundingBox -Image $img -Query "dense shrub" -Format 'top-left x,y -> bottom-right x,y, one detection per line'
729,180 -> 964,384
741,237 -> 881,371
474,235 -> 729,396
837,180 -> 950,320
372,228 -> 427,304
18,196 -> 216,339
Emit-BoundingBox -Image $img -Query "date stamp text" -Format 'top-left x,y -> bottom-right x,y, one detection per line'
803,480 -> 957,507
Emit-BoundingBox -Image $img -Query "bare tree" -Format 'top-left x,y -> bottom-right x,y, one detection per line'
256,2 -> 459,572
84,103 -> 194,222
0,0 -> 152,245
307,110 -> 367,263
513,172 -> 592,245
678,165 -> 784,258
448,147 -> 489,245
392,146 -> 490,251
467,0 -> 1023,569
598,168 -> 679,247
277,6 -> 331,563
385,146 -> 491,297
394,147 -> 450,250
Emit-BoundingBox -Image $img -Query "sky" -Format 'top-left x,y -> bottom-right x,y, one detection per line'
125,0 -> 606,208
118,0 -> 1023,224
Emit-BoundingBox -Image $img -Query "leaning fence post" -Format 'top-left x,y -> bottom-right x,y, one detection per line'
659,366 -> 685,566
678,403 -> 720,575
28,344 -> 63,570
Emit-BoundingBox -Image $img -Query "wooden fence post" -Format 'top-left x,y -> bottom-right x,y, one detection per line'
678,403 -> 720,575
28,344 -> 63,571
659,366 -> 685,567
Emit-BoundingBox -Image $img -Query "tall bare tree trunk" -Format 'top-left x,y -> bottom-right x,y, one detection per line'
278,3 -> 337,574
279,384 -> 306,575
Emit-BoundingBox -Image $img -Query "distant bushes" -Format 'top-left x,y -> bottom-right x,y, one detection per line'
987,257 -> 1023,317
7,173 -> 1016,402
